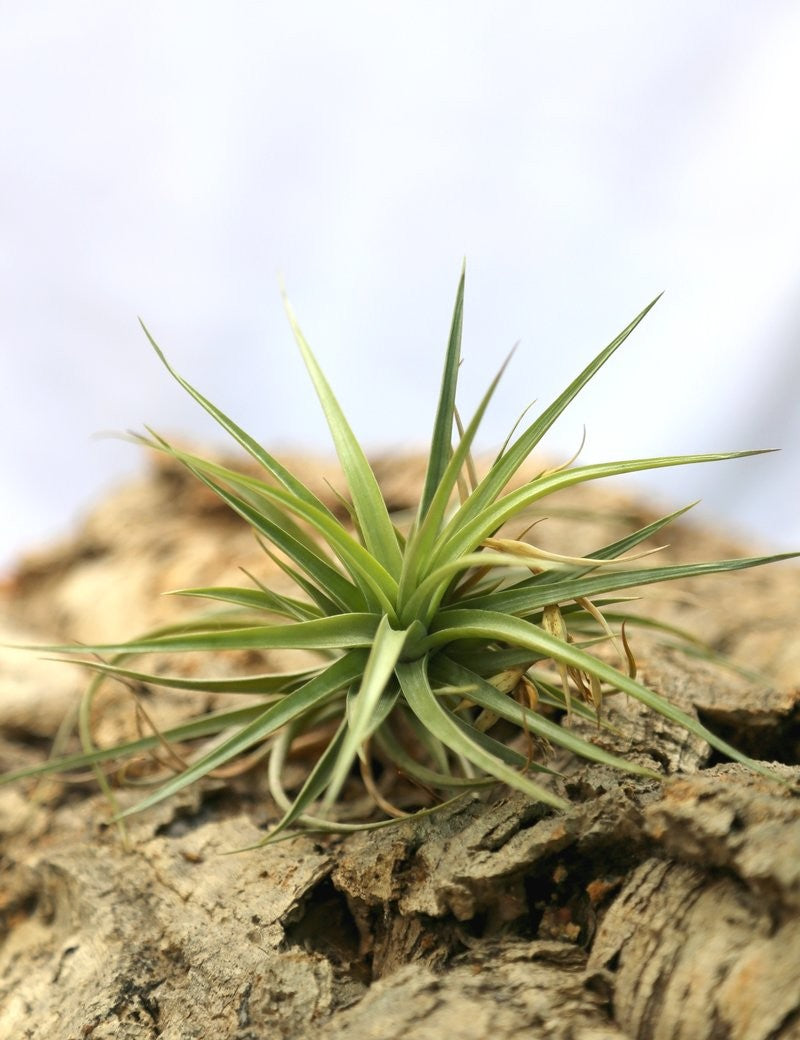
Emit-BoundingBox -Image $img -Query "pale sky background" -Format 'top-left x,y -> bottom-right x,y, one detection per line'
1,1 -> 798,573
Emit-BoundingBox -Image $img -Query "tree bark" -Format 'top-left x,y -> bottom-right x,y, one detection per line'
1,455 -> 798,1039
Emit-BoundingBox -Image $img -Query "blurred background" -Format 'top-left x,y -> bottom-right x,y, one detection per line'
1,1 -> 798,573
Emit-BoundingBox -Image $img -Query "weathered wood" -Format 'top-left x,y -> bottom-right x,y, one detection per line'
311,940 -> 631,1040
588,767 -> 800,1040
1,453 -> 799,1039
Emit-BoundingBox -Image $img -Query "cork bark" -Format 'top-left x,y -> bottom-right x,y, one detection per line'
1,454 -> 798,1039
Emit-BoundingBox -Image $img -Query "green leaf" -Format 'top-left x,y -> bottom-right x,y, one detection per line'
0,703 -> 271,785
30,613 -> 382,656
419,262 -> 465,516
132,427 -> 329,559
114,650 -> 368,818
256,725 -> 476,844
449,296 -> 662,529
399,353 -> 512,619
143,436 -> 390,613
515,502 -> 697,591
446,711 -> 561,773
170,584 -> 322,621
187,448 -> 398,615
433,657 -> 658,776
375,721 -> 494,789
433,451 -> 772,570
140,322 -> 339,520
252,549 -> 341,619
54,656 -> 319,695
403,549 -> 551,623
283,295 -> 403,578
455,551 -> 800,616
264,719 -> 350,840
323,618 -> 411,805
396,657 -> 569,811
425,610 -> 786,781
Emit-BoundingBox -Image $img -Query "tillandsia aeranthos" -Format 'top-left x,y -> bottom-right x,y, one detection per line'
5,266 -> 796,844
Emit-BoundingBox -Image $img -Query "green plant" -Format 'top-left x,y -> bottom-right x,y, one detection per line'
5,269 -> 795,843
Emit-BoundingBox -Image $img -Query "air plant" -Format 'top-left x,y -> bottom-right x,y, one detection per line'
4,268 -> 795,843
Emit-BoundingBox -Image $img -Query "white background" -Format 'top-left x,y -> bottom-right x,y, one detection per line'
1,2 -> 798,572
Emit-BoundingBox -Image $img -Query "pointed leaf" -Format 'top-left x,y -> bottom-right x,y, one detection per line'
399,352 -> 512,617
419,262 -> 465,515
434,657 -> 659,776
147,437 -> 392,612
456,552 -> 800,616
0,703 -> 270,784
140,322 -> 340,520
425,610 -> 787,781
283,296 -> 403,577
56,656 -> 318,695
115,651 -> 368,818
514,502 -> 697,591
323,618 -> 410,805
171,585 -> 321,621
449,296 -> 662,530
433,451 -> 772,570
396,657 -> 569,811
29,613 -> 381,656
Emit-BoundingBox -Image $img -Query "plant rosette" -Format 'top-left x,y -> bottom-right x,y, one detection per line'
5,267 -> 796,845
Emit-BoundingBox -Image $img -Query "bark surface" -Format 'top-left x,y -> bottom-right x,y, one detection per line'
1,454 -> 798,1039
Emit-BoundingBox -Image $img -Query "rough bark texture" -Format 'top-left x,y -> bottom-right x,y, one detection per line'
1,454 -> 798,1039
